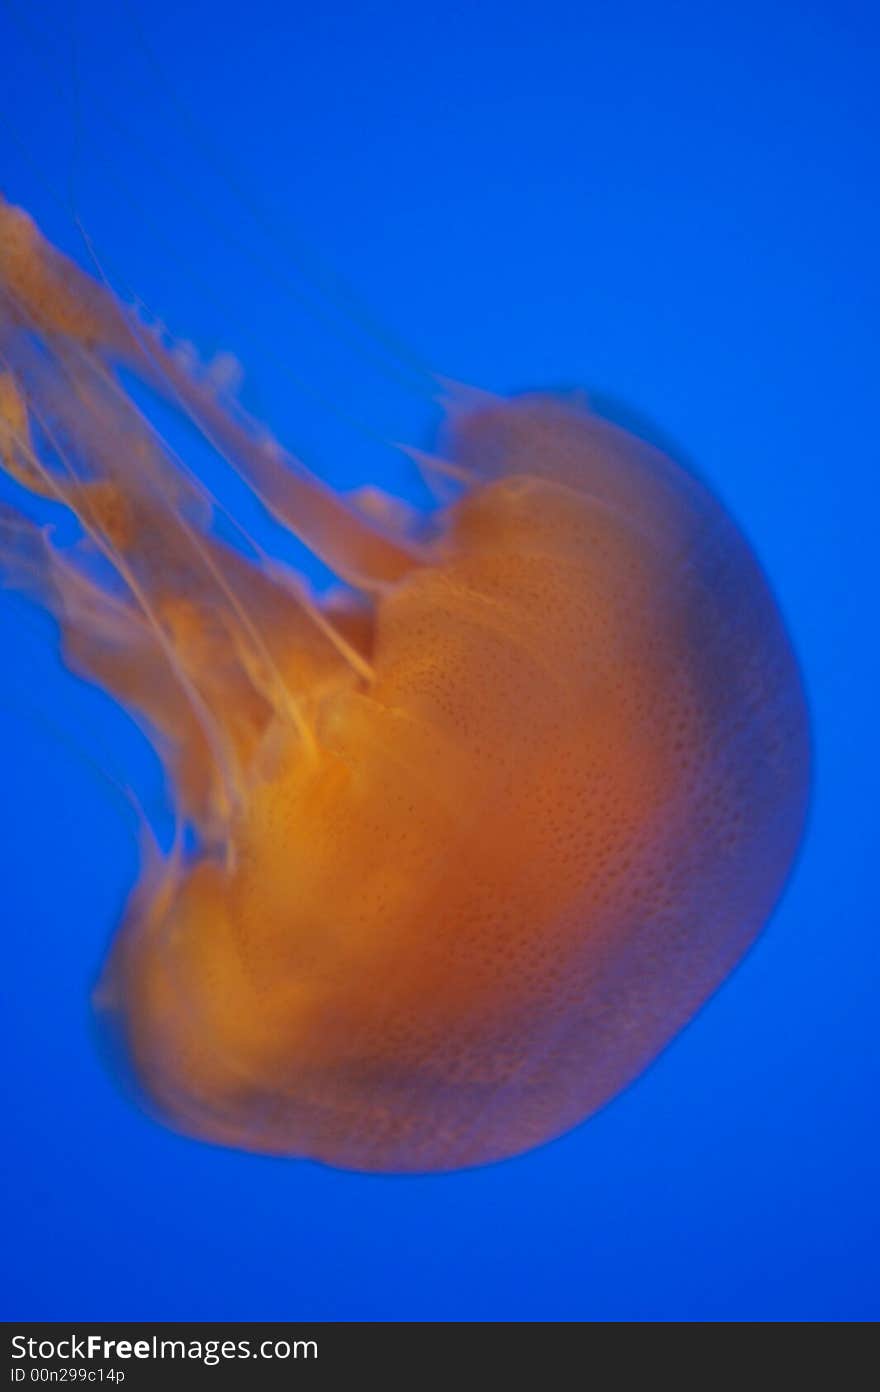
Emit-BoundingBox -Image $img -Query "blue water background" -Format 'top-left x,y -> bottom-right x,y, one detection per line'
0,0 -> 877,1321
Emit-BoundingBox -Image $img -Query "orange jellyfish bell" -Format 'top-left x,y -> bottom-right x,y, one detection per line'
0,197 -> 810,1172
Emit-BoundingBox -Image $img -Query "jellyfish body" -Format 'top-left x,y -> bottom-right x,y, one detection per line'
0,199 -> 809,1171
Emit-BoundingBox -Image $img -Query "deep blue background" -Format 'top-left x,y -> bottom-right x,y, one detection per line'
1,0 -> 877,1321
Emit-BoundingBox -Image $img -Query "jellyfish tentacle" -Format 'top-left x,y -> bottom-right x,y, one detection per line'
0,201 -> 138,357
0,237 -> 389,778
0,364 -> 343,827
0,369 -> 54,497
55,325 -> 363,739
1,196 -> 426,590
261,562 -> 375,685
129,333 -> 426,590
394,443 -> 476,486
432,374 -> 503,410
0,354 -> 374,821
0,621 -> 170,877
3,402 -> 247,832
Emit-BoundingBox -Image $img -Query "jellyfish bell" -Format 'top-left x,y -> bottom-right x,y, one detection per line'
0,196 -> 810,1173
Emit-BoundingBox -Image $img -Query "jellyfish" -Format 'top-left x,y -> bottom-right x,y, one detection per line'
0,196 -> 810,1172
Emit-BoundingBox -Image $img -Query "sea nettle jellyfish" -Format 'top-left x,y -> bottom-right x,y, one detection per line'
0,196 -> 809,1172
